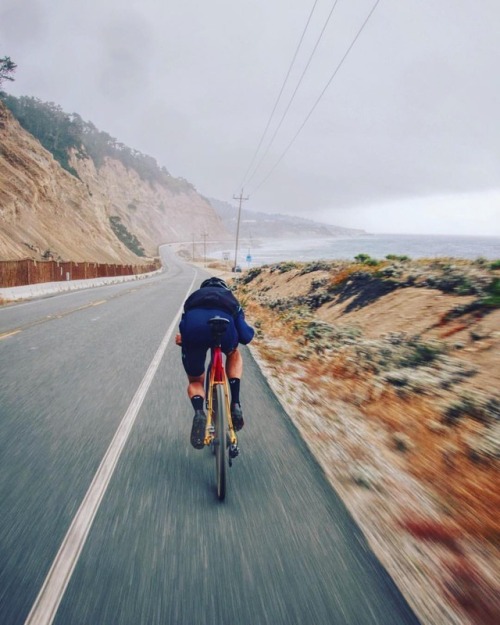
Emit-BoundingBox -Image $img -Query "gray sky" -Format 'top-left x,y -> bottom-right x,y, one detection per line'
2,0 -> 500,235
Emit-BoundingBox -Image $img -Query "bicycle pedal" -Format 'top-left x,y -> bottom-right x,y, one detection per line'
229,444 -> 239,459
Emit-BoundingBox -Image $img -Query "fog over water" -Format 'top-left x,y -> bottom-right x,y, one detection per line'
216,234 -> 500,267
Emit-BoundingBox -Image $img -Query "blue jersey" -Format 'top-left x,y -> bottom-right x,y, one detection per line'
179,287 -> 254,376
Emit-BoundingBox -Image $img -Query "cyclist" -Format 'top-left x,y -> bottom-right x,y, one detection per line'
175,277 -> 255,449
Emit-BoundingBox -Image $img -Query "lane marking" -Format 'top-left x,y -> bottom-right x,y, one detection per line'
1,299 -> 110,338
24,274 -> 196,625
0,329 -> 22,340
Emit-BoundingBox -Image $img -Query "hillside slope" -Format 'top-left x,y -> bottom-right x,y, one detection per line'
208,196 -> 365,239
236,258 -> 500,625
0,101 -> 229,263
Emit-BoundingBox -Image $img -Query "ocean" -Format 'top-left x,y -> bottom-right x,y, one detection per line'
228,233 -> 500,267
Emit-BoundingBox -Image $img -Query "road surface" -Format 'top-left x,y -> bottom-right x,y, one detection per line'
0,248 -> 421,625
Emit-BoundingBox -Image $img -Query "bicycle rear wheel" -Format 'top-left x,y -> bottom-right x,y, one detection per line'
214,384 -> 227,501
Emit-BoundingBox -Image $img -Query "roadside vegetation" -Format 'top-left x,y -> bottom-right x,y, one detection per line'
109,216 -> 146,257
235,256 -> 500,625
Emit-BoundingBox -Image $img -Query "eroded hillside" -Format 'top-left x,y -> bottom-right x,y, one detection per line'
0,101 -> 229,263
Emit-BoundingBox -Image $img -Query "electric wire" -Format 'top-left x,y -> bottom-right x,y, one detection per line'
243,0 -> 341,190
249,0 -> 381,196
238,0 -> 320,191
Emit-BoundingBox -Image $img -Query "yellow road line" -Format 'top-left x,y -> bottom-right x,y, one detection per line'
0,299 -> 108,339
0,330 -> 22,340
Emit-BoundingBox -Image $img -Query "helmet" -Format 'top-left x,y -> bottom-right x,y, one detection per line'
200,277 -> 229,290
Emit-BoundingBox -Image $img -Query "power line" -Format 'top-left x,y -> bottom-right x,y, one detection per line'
249,0 -> 382,196
244,0 -> 341,190
238,0 -> 320,191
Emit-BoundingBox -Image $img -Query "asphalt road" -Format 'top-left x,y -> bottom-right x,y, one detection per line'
0,249 -> 421,625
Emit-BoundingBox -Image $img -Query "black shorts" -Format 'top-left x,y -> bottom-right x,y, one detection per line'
180,309 -> 238,377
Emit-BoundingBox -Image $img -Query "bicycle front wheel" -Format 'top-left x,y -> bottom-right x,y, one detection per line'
214,384 -> 227,501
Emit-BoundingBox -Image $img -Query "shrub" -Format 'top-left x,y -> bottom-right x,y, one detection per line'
354,253 -> 380,267
489,259 -> 500,270
473,257 -> 488,267
310,277 -> 328,290
399,339 -> 445,368
386,254 -> 411,262
241,267 -> 262,284
443,393 -> 499,425
109,216 -> 145,256
277,261 -> 299,273
427,272 -> 479,295
354,253 -> 371,263
299,260 -> 332,274
481,278 -> 500,308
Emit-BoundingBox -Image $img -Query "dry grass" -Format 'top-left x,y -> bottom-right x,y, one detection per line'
443,555 -> 500,625
364,391 -> 500,539
240,262 -> 500,625
245,285 -> 499,538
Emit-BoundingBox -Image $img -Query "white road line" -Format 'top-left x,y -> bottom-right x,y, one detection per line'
24,275 -> 196,625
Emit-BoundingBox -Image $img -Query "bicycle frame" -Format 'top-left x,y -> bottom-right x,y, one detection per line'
204,345 -> 237,448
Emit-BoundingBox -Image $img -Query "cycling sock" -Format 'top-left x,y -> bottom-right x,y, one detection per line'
191,395 -> 204,411
229,378 -> 240,405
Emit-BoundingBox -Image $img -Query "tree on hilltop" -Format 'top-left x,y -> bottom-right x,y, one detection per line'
0,56 -> 16,90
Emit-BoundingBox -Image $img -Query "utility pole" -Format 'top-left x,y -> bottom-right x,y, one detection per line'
232,189 -> 249,272
191,232 -> 195,261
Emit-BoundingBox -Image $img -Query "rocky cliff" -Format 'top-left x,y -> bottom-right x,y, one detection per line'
0,101 -> 229,263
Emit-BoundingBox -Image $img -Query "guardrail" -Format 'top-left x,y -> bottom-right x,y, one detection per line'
0,258 -> 162,288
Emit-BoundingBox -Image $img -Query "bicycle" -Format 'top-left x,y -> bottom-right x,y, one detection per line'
204,316 -> 239,501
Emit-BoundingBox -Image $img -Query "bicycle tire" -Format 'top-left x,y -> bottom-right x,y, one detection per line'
214,384 -> 227,501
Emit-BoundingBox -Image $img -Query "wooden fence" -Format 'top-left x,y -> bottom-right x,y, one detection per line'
0,258 -> 161,288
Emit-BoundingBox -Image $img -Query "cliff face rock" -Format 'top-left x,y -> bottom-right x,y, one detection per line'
0,101 -> 229,263
72,152 -> 228,258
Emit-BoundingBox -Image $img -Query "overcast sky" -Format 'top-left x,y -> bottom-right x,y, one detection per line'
2,0 -> 500,235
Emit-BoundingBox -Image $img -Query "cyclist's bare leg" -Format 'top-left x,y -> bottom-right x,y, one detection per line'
226,348 -> 242,378
187,374 -> 205,399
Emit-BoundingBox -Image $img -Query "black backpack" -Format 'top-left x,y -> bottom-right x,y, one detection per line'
183,286 -> 241,318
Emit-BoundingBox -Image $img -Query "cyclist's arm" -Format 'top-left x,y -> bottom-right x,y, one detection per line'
235,309 -> 255,345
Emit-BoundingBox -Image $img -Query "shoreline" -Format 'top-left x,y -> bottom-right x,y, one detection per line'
207,233 -> 500,268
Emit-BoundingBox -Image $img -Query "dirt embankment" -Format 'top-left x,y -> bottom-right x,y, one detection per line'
233,257 -> 500,625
